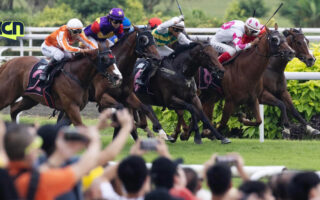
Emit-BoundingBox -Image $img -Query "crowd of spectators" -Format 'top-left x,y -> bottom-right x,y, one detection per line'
0,108 -> 320,200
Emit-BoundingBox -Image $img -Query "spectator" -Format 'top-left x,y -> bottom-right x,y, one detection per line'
145,188 -> 182,200
36,108 -> 133,200
288,171 -> 320,200
4,122 -> 100,200
239,181 -> 275,200
0,120 -> 7,167
183,167 -> 202,194
86,140 -> 151,200
269,171 -> 297,200
204,153 -> 249,200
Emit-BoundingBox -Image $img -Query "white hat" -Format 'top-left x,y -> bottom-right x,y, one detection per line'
245,17 -> 261,31
66,18 -> 83,30
172,21 -> 185,29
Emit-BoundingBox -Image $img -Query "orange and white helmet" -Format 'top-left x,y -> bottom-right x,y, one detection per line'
66,18 -> 83,30
245,17 -> 261,36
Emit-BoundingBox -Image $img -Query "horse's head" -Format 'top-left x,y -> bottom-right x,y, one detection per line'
190,42 -> 225,72
94,43 -> 122,87
262,25 -> 295,61
283,28 -> 316,67
135,27 -> 161,60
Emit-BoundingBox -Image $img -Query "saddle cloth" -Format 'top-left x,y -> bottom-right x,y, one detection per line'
24,59 -> 62,108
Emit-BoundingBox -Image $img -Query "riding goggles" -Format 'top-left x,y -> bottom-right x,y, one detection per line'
172,27 -> 183,33
111,20 -> 122,24
71,29 -> 82,34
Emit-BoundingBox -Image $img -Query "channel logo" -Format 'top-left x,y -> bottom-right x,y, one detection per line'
0,21 -> 24,40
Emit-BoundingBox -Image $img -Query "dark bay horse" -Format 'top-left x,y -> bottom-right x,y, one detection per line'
259,28 -> 319,136
0,43 -> 120,126
136,42 -> 230,144
200,26 -> 295,138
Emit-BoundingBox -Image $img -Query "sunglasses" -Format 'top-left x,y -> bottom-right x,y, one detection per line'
250,29 -> 258,34
111,20 -> 122,24
172,28 -> 183,33
71,29 -> 82,34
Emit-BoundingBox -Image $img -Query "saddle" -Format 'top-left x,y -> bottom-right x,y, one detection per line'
133,58 -> 159,94
24,59 -> 65,108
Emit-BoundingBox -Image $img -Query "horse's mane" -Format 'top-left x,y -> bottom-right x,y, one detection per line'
167,42 -> 200,60
111,30 -> 136,49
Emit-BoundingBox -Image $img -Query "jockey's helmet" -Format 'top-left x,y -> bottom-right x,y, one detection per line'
108,8 -> 125,21
245,17 -> 261,36
172,21 -> 185,30
148,17 -> 162,29
66,18 -> 83,30
122,17 -> 131,30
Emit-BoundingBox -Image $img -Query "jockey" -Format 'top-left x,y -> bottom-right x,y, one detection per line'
84,8 -> 125,48
108,17 -> 134,45
210,17 -> 263,63
147,17 -> 162,30
40,18 -> 96,81
152,15 -> 192,57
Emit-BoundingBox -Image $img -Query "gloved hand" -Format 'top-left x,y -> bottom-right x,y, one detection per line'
80,48 -> 91,54
178,15 -> 184,22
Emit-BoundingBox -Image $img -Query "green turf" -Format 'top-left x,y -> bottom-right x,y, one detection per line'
2,114 -> 320,171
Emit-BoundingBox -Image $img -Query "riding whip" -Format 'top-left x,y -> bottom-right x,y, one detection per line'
252,9 -> 256,17
264,3 -> 283,26
175,0 -> 184,17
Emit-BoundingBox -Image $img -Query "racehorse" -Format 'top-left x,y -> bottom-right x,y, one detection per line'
135,42 -> 230,144
259,28 -> 319,137
175,26 -> 296,140
0,43 -> 121,126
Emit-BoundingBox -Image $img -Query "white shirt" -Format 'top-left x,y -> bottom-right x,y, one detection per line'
100,182 -> 144,200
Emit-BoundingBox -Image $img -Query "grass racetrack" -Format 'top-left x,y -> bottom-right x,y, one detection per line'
2,114 -> 320,171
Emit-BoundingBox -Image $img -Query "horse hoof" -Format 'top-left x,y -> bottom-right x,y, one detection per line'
221,138 -> 231,144
166,135 -> 175,142
194,138 -> 203,144
312,130 -> 320,136
159,131 -> 168,140
169,134 -> 177,143
180,134 -> 188,141
282,128 -> 291,139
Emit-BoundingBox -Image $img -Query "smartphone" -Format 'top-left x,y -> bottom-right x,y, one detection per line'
140,138 -> 159,151
62,127 -> 90,144
215,156 -> 237,166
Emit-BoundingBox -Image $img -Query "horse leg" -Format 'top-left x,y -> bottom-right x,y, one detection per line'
64,104 -> 83,126
281,91 -> 320,135
201,100 -> 215,138
191,96 -> 230,144
126,93 -> 170,140
260,90 -> 291,137
10,97 -> 38,122
218,100 -> 235,133
240,98 -> 262,126
172,110 -> 183,142
135,110 -> 154,138
57,111 -> 72,126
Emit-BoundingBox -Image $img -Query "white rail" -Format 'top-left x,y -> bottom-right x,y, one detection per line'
1,27 -> 320,60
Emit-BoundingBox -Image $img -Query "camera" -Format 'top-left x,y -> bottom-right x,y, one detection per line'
140,138 -> 159,151
215,156 -> 237,166
62,127 -> 89,144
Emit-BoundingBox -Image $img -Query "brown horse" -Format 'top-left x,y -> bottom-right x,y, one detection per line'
135,42 -> 230,144
0,43 -> 121,126
174,26 -> 296,140
259,28 -> 319,137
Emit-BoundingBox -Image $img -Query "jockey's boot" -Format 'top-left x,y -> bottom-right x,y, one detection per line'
39,59 -> 57,82
218,52 -> 232,63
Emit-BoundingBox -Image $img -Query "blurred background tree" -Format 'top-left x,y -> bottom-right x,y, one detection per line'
280,0 -> 320,27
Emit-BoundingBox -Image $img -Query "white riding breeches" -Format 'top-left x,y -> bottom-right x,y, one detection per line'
157,45 -> 174,58
88,36 -> 114,48
41,42 -> 72,61
210,36 -> 236,56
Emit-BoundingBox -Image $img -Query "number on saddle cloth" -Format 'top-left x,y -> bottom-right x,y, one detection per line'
134,58 -> 157,94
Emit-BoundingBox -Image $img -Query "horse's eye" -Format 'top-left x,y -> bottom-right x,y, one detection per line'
271,36 -> 280,45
